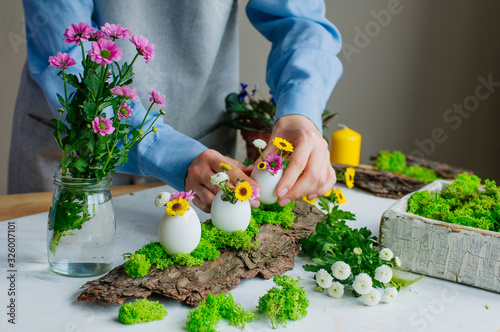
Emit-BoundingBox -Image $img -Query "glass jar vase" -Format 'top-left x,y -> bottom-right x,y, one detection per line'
47,170 -> 116,277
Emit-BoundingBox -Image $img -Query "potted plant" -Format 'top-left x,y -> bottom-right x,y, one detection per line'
224,83 -> 337,161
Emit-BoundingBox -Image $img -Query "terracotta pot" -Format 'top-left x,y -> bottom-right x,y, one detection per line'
240,129 -> 271,162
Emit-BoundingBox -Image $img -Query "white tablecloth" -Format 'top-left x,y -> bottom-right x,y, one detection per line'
1,185 -> 499,332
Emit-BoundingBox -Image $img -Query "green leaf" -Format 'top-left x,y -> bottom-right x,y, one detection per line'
56,93 -> 66,107
391,269 -> 424,288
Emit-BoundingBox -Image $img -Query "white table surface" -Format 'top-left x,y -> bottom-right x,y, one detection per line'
1,184 -> 499,332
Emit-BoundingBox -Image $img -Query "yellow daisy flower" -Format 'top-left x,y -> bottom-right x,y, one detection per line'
334,188 -> 346,204
166,198 -> 189,216
235,181 -> 253,201
258,162 -> 267,170
302,196 -> 317,204
345,167 -> 355,189
324,188 -> 334,197
272,137 -> 294,153
219,162 -> 232,171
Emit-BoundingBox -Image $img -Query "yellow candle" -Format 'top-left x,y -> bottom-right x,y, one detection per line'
330,124 -> 362,166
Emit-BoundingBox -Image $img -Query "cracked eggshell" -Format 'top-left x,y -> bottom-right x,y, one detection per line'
210,191 -> 251,232
158,207 -> 201,255
251,167 -> 283,205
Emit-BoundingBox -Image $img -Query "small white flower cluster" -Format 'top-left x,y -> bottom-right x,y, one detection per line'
314,248 -> 401,306
210,172 -> 229,186
154,192 -> 171,207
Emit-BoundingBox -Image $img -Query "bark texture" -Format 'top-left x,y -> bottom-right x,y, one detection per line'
78,200 -> 324,306
333,155 -> 473,199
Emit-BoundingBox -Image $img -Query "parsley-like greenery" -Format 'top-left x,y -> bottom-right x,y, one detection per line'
186,293 -> 255,332
257,275 -> 309,329
123,203 -> 296,278
408,173 -> 500,232
118,298 -> 168,324
375,150 -> 439,183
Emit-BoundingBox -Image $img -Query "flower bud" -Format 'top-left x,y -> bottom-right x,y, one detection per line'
159,109 -> 166,115
57,108 -> 65,113
139,129 -> 144,135
153,127 -> 158,133
315,285 -> 324,293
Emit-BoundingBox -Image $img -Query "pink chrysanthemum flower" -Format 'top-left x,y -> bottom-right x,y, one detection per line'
88,29 -> 106,42
250,185 -> 260,200
109,85 -> 139,103
92,117 -> 115,136
264,154 -> 284,175
88,39 -> 122,65
117,103 -> 133,120
101,23 -> 132,40
129,35 -> 156,63
149,89 -> 166,107
64,22 -> 94,45
170,190 -> 196,201
48,52 -> 76,69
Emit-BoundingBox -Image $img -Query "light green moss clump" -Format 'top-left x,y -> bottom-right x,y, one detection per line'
375,150 -> 439,183
408,173 -> 500,232
118,298 -> 167,324
124,203 -> 297,278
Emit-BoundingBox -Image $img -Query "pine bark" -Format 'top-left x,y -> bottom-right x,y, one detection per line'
78,200 -> 325,306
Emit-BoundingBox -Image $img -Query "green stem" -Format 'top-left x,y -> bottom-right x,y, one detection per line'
117,53 -> 139,85
140,102 -> 154,129
80,42 -> 86,67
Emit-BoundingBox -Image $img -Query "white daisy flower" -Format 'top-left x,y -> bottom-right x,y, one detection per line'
327,281 -> 344,299
395,256 -> 402,267
353,247 -> 362,255
253,139 -> 267,150
154,192 -> 171,207
331,261 -> 351,281
210,172 -> 229,186
352,273 -> 373,295
379,248 -> 394,261
382,287 -> 398,303
361,289 -> 381,306
374,265 -> 393,283
315,269 -> 333,289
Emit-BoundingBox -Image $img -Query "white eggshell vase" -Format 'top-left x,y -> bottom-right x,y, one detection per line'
211,191 -> 251,233
158,207 -> 201,255
251,168 -> 283,205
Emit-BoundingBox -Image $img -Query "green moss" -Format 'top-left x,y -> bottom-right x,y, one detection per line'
374,150 -> 439,183
123,254 -> 151,278
257,275 -> 309,329
186,292 -> 255,332
408,173 -> 500,232
118,298 -> 168,324
124,204 -> 296,277
252,201 -> 296,228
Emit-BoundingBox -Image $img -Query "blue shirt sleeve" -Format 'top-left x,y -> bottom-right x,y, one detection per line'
246,0 -> 343,133
22,0 -> 207,190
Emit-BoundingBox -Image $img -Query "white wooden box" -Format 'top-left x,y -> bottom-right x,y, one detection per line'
380,180 -> 500,293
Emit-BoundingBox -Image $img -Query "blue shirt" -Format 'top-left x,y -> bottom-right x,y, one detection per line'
21,0 -> 342,191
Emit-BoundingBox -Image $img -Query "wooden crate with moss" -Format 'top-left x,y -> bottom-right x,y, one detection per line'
380,175 -> 500,293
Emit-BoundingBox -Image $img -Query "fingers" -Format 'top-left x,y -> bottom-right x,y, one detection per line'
185,149 -> 260,212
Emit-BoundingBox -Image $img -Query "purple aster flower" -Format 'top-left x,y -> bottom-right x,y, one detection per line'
150,89 -> 166,107
63,22 -> 94,45
48,52 -> 76,69
129,35 -> 156,63
264,154 -> 284,175
238,83 -> 248,101
92,117 -> 115,136
88,39 -> 122,65
110,85 -> 139,103
101,23 -> 132,39
117,103 -> 133,120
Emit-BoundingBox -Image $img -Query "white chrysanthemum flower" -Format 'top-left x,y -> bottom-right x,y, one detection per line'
154,192 -> 171,207
353,247 -> 362,255
327,281 -> 344,299
352,273 -> 373,295
253,139 -> 267,150
315,269 -> 333,289
395,256 -> 401,267
379,248 -> 394,261
210,172 -> 229,186
361,289 -> 381,306
382,287 -> 398,303
331,261 -> 351,281
374,265 -> 393,283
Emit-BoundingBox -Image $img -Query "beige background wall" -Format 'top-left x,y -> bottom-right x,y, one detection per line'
1,1 -> 499,195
